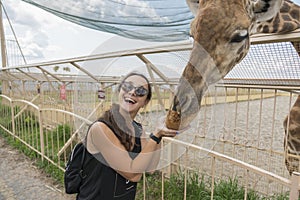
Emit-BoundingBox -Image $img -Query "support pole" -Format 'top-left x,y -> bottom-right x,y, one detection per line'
0,0 -> 8,94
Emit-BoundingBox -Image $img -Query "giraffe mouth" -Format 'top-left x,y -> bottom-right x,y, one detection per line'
165,78 -> 202,130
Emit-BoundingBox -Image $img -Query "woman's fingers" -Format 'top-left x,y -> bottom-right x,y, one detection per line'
159,127 -> 177,137
155,117 -> 191,138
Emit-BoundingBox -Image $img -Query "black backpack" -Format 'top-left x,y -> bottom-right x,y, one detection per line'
64,142 -> 89,194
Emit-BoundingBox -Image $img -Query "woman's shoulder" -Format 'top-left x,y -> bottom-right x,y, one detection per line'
89,121 -> 112,134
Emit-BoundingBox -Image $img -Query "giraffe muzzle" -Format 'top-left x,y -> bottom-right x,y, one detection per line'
165,78 -> 202,130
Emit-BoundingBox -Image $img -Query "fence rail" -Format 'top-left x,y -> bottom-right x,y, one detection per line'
0,92 -> 300,199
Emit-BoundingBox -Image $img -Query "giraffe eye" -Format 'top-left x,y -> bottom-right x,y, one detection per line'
230,30 -> 249,43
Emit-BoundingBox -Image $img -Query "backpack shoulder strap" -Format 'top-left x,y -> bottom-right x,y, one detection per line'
80,143 -> 86,171
81,120 -> 105,170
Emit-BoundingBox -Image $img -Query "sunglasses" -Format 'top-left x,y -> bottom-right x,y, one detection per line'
121,82 -> 148,97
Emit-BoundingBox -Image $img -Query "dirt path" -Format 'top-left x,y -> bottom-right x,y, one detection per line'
0,136 -> 75,200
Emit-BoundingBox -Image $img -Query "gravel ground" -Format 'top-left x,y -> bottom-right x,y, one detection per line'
0,136 -> 75,200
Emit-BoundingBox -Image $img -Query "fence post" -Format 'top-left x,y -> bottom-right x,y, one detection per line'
38,108 -> 44,162
290,171 -> 300,200
10,100 -> 15,135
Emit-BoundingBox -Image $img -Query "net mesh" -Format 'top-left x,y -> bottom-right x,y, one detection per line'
5,1 -> 300,86
21,0 -> 193,42
224,42 -> 300,86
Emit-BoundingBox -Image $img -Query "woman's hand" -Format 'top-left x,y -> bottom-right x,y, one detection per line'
153,117 -> 190,138
155,126 -> 177,138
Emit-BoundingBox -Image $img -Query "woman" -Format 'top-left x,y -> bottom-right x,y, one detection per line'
77,72 -> 178,199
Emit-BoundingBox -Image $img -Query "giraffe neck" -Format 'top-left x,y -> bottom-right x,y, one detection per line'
255,0 -> 300,34
284,95 -> 300,150
292,41 -> 300,55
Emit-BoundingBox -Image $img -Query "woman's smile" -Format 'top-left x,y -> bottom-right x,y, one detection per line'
124,96 -> 137,104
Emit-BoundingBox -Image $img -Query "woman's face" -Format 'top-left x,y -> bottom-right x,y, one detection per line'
118,75 -> 149,118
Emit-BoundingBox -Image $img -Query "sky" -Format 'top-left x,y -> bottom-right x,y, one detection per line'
2,0 -> 300,66
2,0 -> 191,65
3,0 -> 115,64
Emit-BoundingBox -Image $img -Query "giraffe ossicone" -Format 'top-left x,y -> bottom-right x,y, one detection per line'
165,0 -> 300,130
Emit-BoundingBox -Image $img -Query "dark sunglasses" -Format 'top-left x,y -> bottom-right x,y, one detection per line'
121,82 -> 148,97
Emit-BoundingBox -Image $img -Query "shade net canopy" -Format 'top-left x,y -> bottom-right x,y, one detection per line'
8,0 -> 299,87
21,0 -> 193,42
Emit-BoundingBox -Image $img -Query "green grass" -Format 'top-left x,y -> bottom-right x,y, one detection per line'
136,172 -> 291,200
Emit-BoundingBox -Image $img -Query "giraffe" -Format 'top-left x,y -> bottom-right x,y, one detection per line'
165,0 -> 300,130
164,0 -> 300,175
284,41 -> 300,175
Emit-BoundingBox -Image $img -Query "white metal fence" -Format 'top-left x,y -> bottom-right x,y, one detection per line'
1,87 -> 300,199
0,32 -> 300,199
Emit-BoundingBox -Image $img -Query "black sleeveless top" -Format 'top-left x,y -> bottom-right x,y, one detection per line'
76,120 -> 142,200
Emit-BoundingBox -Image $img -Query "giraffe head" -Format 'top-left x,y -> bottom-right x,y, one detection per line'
165,0 -> 299,130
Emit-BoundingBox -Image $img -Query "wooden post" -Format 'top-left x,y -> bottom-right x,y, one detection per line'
10,99 -> 15,135
0,0 -> 8,94
290,172 -> 300,200
38,109 -> 45,161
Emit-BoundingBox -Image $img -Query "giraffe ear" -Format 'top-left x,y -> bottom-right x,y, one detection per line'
186,0 -> 199,16
252,0 -> 283,22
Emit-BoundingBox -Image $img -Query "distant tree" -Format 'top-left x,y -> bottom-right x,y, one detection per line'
53,66 -> 59,72
63,67 -> 70,72
53,66 -> 70,73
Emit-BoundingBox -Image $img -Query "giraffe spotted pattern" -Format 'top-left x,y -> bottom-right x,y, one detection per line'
164,0 -> 300,175
284,41 -> 300,175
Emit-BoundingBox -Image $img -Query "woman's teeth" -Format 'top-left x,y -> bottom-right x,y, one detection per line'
125,97 -> 136,104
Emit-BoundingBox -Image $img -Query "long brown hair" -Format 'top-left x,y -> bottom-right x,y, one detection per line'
99,72 -> 152,151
